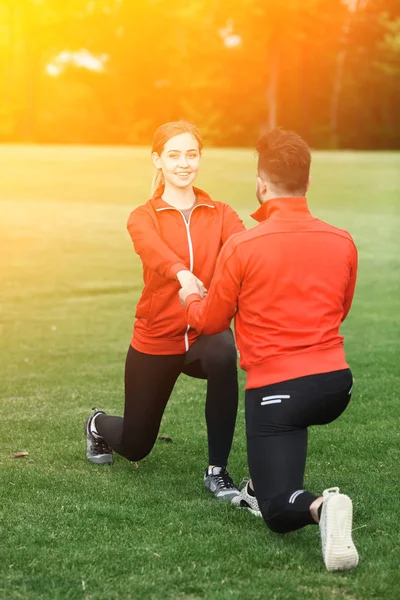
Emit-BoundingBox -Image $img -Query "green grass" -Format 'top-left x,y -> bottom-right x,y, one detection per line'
0,146 -> 399,600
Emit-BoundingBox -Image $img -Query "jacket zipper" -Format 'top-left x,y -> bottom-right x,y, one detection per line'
156,203 -> 214,351
182,208 -> 195,351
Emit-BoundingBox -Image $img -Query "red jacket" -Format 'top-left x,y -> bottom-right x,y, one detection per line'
127,187 -> 245,354
185,197 -> 358,389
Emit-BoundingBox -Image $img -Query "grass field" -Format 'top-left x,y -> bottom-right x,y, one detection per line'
0,146 -> 399,600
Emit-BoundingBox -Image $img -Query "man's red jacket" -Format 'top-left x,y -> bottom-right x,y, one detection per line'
185,197 -> 358,389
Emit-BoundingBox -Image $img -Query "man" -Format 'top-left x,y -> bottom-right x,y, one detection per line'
179,128 -> 359,571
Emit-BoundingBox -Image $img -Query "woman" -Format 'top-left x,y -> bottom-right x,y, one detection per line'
84,120 -> 245,500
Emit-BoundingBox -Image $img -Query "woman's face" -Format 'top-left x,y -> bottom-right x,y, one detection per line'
153,132 -> 201,190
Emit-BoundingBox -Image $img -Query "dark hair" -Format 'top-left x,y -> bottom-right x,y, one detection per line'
151,121 -> 203,194
256,128 -> 311,195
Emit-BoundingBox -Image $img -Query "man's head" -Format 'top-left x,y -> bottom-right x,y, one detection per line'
256,128 -> 311,204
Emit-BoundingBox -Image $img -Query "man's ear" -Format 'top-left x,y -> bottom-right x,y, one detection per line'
305,175 -> 311,193
152,152 -> 162,170
257,175 -> 267,196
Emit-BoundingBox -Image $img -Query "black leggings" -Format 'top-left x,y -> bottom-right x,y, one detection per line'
96,329 -> 238,467
245,369 -> 353,533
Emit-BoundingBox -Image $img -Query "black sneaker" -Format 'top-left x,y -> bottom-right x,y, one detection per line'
204,466 -> 239,501
85,408 -> 113,464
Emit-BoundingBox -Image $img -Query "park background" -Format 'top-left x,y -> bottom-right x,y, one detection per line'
1,1 -> 400,600
1,0 -> 400,148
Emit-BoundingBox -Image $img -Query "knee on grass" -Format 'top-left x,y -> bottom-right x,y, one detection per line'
261,490 -> 317,534
122,444 -> 153,463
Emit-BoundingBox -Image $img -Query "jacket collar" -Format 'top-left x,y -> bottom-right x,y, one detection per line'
151,186 -> 216,210
251,196 -> 313,222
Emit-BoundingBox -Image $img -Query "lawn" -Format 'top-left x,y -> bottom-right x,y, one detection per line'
0,146 -> 399,600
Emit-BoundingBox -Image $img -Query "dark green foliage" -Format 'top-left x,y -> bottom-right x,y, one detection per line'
0,0 -> 399,147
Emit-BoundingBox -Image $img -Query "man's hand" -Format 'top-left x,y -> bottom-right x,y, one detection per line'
179,283 -> 199,306
177,270 -> 207,306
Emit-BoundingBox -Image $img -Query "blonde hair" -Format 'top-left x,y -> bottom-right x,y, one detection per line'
151,121 -> 203,195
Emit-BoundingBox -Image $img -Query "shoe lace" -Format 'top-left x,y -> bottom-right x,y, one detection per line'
214,468 -> 235,489
93,437 -> 111,454
88,410 -> 111,454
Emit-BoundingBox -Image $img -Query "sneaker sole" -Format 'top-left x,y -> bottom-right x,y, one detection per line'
86,453 -> 113,465
321,494 -> 359,571
231,499 -> 262,517
240,506 -> 262,518
204,486 -> 239,501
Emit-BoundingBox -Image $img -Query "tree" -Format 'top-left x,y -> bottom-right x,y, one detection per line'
0,0 -> 399,147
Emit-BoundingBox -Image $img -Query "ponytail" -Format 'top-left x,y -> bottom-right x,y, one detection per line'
151,168 -> 165,196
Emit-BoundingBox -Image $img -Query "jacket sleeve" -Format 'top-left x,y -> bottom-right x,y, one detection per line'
185,238 -> 241,334
221,204 -> 246,244
127,207 -> 188,279
342,241 -> 358,322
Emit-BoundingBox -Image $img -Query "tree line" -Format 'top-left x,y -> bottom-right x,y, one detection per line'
0,0 -> 399,148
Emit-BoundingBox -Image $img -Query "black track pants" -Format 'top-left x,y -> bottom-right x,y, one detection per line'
96,329 -> 239,466
245,369 -> 353,533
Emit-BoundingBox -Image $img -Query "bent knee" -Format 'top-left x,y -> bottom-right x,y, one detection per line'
261,490 -> 316,534
205,347 -> 238,371
262,513 -> 291,534
123,444 -> 152,463
260,500 -> 288,533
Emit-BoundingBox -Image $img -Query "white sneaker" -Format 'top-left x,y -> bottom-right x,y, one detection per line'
231,480 -> 262,517
319,487 -> 359,571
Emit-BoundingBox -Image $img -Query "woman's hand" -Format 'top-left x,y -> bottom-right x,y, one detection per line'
177,270 -> 207,305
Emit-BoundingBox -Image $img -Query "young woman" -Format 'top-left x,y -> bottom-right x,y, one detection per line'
85,121 -> 245,500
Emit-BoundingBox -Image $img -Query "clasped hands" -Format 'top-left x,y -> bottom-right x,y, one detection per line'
177,270 -> 207,307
